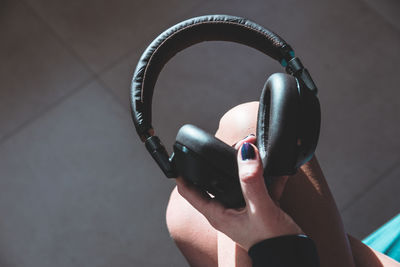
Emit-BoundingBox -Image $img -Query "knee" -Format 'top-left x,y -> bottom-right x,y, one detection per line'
166,186 -> 216,243
166,186 -> 187,241
166,186 -> 218,266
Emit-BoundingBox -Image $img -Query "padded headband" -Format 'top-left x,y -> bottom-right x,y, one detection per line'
130,15 -> 303,139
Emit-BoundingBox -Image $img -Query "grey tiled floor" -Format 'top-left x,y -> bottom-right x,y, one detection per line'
1,0 -> 399,266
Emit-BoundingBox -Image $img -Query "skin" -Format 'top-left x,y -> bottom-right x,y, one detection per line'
176,138 -> 302,251
166,101 -> 400,267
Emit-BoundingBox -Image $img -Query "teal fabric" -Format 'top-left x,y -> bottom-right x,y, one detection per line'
362,213 -> 400,261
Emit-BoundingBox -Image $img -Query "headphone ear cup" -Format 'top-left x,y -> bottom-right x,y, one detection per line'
296,83 -> 321,167
173,124 -> 245,208
257,73 -> 300,177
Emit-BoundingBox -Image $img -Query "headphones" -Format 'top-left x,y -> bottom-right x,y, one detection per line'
130,15 -> 321,208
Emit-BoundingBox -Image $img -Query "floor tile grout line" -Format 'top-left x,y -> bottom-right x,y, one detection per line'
358,0 -> 400,33
20,0 -> 97,77
0,74 -> 126,146
20,0 -> 149,85
340,159 -> 400,213
95,0 -> 206,78
96,49 -> 139,78
1,0 -> 133,145
22,0 -> 205,80
0,77 -> 95,145
21,0 -> 206,114
0,0 -> 117,146
96,77 -> 130,111
8,0 -> 220,138
94,49 -> 139,111
94,1 -> 206,76
93,1 -> 207,111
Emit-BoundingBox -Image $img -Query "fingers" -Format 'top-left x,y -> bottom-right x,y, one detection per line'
175,178 -> 225,226
175,178 -> 210,214
235,135 -> 288,203
237,142 -> 274,212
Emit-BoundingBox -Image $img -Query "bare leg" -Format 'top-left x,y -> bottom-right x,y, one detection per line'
166,102 -> 259,266
279,156 -> 355,267
166,187 -> 217,267
165,102 -> 397,266
348,235 -> 400,267
166,156 -> 354,267
166,158 -> 399,267
217,231 -> 252,267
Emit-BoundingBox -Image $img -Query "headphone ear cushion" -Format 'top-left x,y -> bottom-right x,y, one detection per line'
257,73 -> 300,177
173,124 -> 245,208
295,86 -> 320,167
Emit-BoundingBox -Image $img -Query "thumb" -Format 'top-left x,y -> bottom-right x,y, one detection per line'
237,142 -> 274,212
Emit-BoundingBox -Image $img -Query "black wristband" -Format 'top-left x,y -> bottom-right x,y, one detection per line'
248,234 -> 320,267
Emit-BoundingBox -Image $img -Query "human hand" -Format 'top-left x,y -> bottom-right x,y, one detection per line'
175,138 -> 303,251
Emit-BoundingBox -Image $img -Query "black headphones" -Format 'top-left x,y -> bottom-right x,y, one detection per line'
130,15 -> 321,208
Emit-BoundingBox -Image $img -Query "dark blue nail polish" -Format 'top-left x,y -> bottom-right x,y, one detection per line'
241,142 -> 255,160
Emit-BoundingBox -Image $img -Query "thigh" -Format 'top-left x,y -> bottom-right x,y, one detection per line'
166,157 -> 356,266
217,231 -> 252,267
280,156 -> 355,267
167,186 -> 252,267
348,234 -> 400,267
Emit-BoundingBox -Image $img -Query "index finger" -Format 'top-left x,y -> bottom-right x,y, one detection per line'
175,178 -> 226,223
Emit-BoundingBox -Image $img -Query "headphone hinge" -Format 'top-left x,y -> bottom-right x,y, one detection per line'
145,136 -> 177,178
286,57 -> 318,95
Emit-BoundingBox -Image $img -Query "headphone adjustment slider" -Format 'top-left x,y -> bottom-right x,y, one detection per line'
145,136 -> 177,178
286,57 -> 318,95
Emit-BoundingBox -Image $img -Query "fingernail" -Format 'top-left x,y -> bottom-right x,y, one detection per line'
243,134 -> 255,140
241,142 -> 255,160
